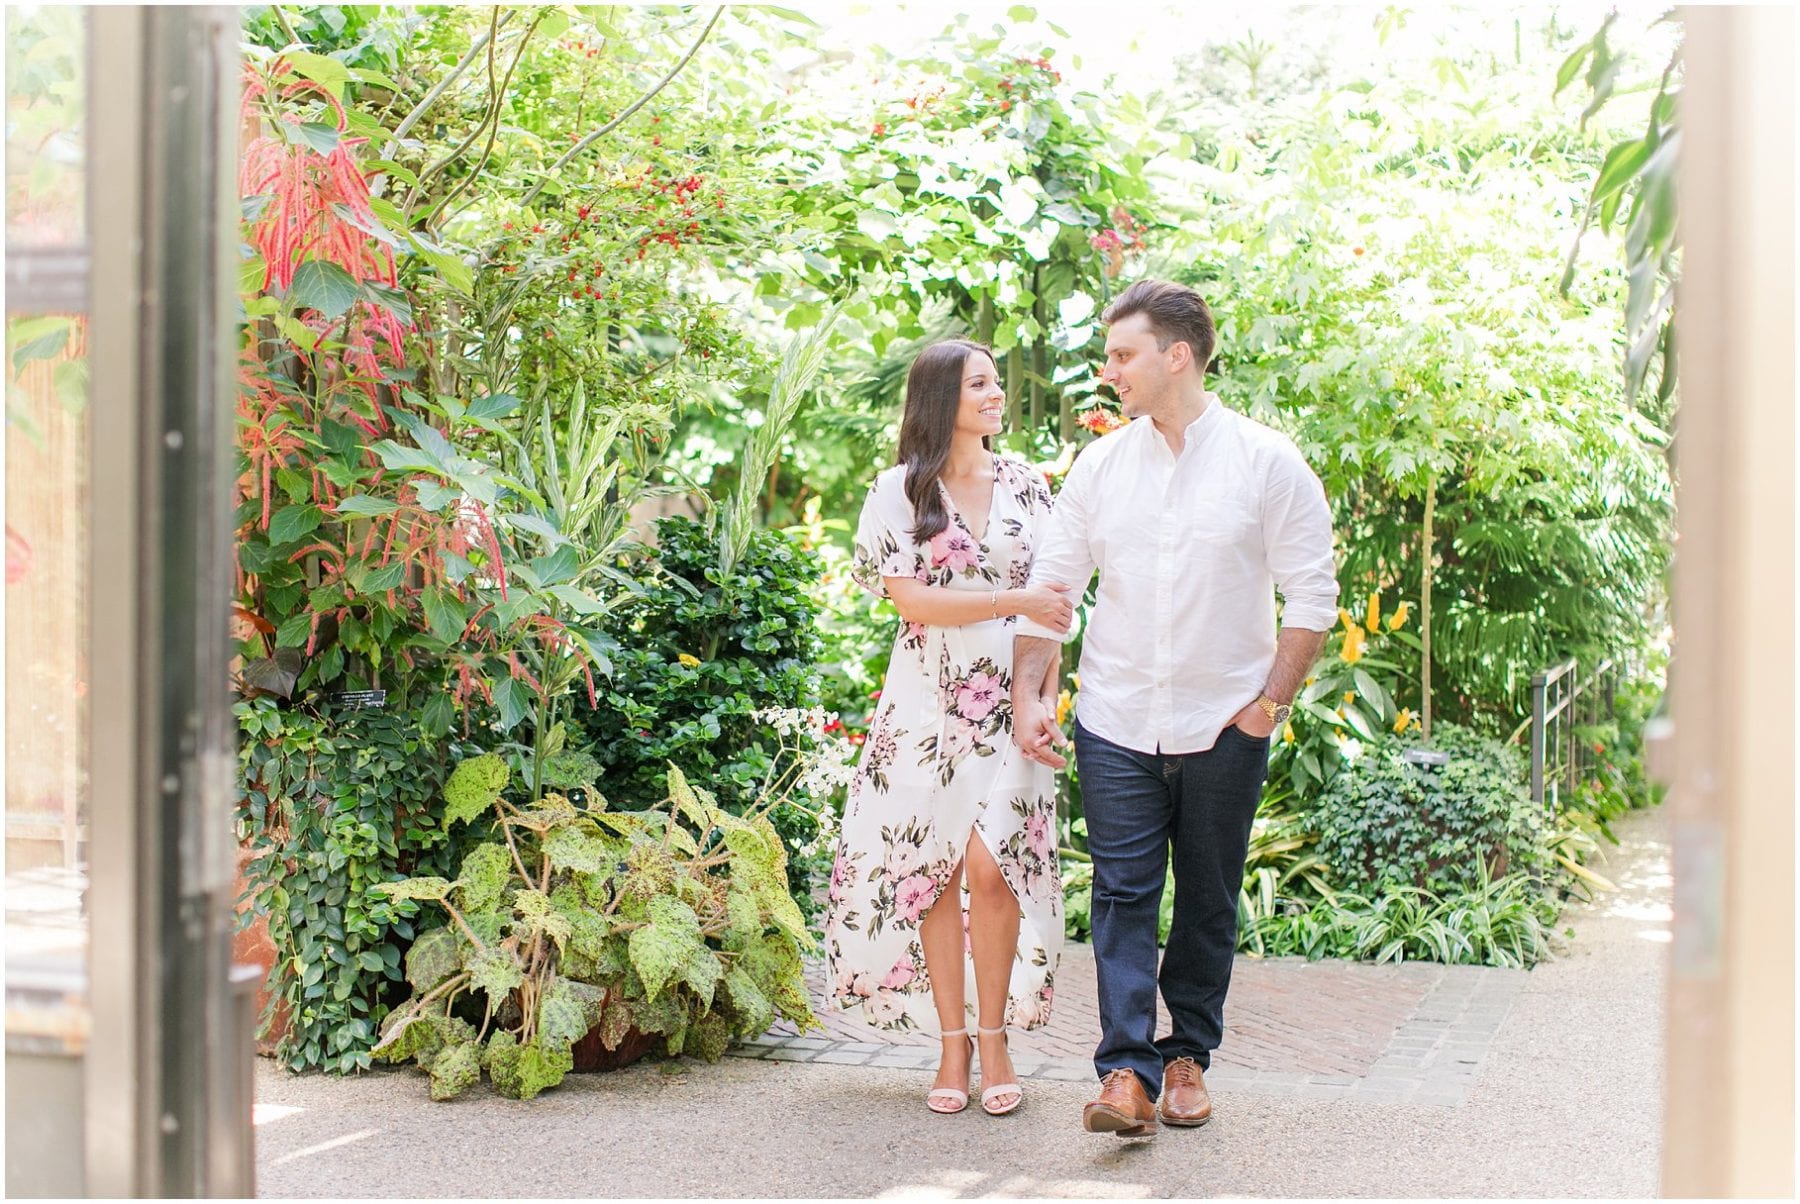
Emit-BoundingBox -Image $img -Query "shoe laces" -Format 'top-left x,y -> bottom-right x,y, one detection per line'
1102,1068 -> 1138,1091
1165,1057 -> 1201,1087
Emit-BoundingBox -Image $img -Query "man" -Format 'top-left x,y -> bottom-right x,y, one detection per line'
1011,279 -> 1338,1137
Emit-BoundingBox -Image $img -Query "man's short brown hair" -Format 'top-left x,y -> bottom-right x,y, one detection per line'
1101,280 -> 1216,376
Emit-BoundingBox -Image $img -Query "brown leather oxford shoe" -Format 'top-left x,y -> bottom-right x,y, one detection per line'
1083,1068 -> 1159,1137
1159,1056 -> 1212,1127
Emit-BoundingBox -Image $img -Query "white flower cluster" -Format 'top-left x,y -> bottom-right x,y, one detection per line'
754,705 -> 830,737
795,736 -> 859,802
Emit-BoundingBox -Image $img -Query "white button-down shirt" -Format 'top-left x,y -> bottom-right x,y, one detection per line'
1018,397 -> 1339,755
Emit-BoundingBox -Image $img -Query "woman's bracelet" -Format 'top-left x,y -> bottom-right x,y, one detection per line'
990,590 -> 999,619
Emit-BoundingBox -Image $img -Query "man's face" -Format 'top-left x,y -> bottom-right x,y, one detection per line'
1100,313 -> 1174,418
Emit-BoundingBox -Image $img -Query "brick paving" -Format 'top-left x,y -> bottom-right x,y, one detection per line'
740,942 -> 1526,1105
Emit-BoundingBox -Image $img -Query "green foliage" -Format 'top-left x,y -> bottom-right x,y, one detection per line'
236,698 -> 458,1074
443,754 -> 510,827
1241,869 -> 1561,968
1154,17 -> 1674,726
373,756 -> 818,1101
1310,725 -> 1548,897
1555,11 -> 1682,413
1272,602 -> 1423,799
575,517 -> 832,919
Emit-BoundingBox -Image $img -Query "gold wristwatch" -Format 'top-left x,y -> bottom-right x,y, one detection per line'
1256,695 -> 1292,726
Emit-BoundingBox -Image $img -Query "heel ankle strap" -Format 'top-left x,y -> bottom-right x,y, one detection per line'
940,1028 -> 969,1038
977,1025 -> 1008,1035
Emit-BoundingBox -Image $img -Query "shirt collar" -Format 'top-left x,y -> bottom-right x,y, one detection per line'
1138,393 -> 1225,456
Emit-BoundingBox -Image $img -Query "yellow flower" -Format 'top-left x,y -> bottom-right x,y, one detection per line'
1366,591 -> 1381,633
1055,688 -> 1073,726
1393,707 -> 1414,732
1339,624 -> 1366,664
1281,723 -> 1295,745
1071,673 -> 1080,691
1387,601 -> 1412,631
677,654 -> 701,668
1343,691 -> 1357,706
1338,606 -> 1356,632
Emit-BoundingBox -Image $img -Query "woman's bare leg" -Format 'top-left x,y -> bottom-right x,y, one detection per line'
919,861 -> 970,1101
966,829 -> 1021,1108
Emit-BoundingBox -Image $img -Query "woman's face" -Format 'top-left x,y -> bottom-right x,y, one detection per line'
955,350 -> 1006,438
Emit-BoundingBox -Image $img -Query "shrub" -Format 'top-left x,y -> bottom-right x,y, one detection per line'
1310,723 -> 1548,897
372,763 -> 817,1100
575,516 -> 832,918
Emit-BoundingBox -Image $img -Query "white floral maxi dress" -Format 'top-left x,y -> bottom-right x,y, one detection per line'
824,454 -> 1063,1033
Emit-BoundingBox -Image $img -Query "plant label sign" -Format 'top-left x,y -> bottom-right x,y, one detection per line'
1401,748 -> 1451,767
333,690 -> 387,710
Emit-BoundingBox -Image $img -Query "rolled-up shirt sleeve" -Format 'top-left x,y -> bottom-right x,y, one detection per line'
1017,457 -> 1097,644
1264,450 -> 1338,632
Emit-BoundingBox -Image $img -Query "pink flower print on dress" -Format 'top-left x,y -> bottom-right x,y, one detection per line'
881,957 -> 916,990
867,988 -> 906,1024
828,854 -> 853,904
955,670 -> 1003,722
942,717 -> 981,760
929,527 -> 979,571
850,972 -> 876,998
894,874 -> 939,925
1024,810 -> 1053,860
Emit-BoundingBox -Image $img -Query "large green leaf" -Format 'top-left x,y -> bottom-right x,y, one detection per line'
427,1040 -> 481,1101
282,50 -> 351,98
376,876 -> 453,902
267,503 -> 324,546
455,843 -> 513,914
491,676 -> 532,733
421,586 -> 467,643
721,965 -> 774,1037
288,260 -> 362,320
513,888 -> 573,950
551,882 -> 615,960
465,392 -> 521,422
543,825 -> 611,875
443,754 -> 509,827
485,1035 -> 571,1101
332,495 -> 398,517
666,764 -> 712,830
627,895 -> 705,1003
467,949 -> 524,1001
404,925 -> 462,992
736,933 -> 815,1028
536,977 -> 598,1049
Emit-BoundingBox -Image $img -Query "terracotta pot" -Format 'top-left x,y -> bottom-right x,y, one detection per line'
569,993 -> 661,1073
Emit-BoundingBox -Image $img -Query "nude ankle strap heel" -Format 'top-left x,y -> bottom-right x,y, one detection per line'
926,1029 -> 973,1114
976,1025 -> 1022,1116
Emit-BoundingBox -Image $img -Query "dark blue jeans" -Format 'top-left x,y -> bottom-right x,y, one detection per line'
1073,718 -> 1269,1099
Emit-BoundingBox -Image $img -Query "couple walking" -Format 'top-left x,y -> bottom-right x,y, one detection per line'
822,279 -> 1339,1134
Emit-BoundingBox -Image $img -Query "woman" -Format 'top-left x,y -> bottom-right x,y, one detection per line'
824,339 -> 1071,1117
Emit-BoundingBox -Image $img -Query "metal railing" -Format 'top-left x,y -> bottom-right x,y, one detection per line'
1510,657 -> 1617,811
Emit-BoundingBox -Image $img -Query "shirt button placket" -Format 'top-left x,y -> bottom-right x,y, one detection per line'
1156,499 -> 1175,751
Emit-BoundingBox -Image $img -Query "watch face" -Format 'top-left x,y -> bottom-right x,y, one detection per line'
1272,705 -> 1292,725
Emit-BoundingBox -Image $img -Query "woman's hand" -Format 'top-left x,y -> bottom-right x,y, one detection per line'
1014,582 -> 1074,632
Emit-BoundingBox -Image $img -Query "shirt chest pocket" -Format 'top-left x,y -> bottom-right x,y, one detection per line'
1182,488 -> 1260,555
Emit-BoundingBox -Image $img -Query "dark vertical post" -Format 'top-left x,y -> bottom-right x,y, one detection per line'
1529,669 -> 1548,809
87,6 -> 248,1196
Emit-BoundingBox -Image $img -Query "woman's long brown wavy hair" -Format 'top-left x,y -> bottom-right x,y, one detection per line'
896,338 -> 996,543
